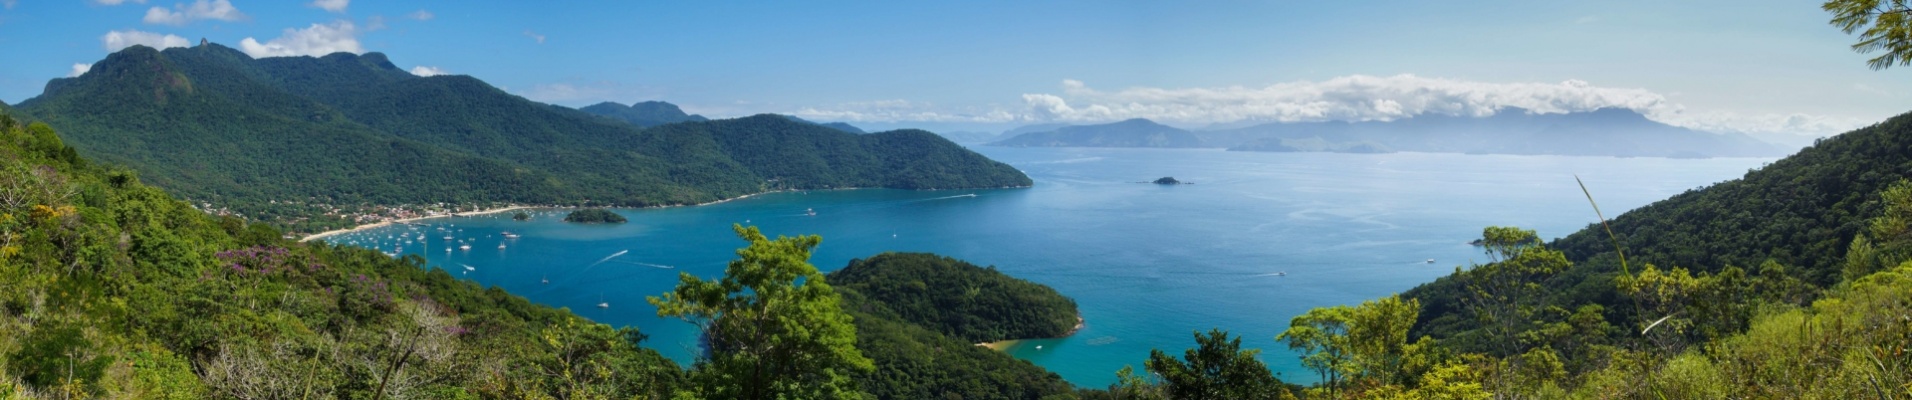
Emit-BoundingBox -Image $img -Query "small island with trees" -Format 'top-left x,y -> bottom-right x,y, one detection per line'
1152,176 -> 1190,185
562,208 -> 628,223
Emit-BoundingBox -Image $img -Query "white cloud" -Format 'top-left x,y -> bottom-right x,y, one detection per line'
409,66 -> 447,77
521,83 -> 602,103
68,63 -> 92,78
408,10 -> 433,20
309,0 -> 347,13
516,81 -> 668,106
792,99 -> 1020,123
787,75 -> 1868,137
238,21 -> 362,58
102,29 -> 191,51
523,30 -> 546,44
93,0 -> 146,5
4,0 -> 18,9
365,15 -> 386,31
144,0 -> 245,26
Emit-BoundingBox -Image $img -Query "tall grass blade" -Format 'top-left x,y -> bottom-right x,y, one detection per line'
1575,174 -> 1631,276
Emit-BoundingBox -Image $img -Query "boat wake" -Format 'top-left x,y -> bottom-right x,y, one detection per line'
582,250 -> 630,272
616,260 -> 677,269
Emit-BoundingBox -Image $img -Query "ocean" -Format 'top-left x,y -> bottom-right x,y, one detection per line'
326,147 -> 1773,387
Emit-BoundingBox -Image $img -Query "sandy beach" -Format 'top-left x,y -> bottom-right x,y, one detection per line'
299,205 -> 536,242
977,314 -> 1085,351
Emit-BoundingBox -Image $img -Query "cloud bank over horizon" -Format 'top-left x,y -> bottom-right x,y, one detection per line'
787,75 -> 1865,137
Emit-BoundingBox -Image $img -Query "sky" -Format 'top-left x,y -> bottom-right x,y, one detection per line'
0,0 -> 1905,141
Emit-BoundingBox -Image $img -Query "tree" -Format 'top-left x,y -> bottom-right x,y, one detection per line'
1345,295 -> 1424,388
1146,329 -> 1292,400
647,225 -> 872,400
1458,226 -> 1571,397
1276,305 -> 1352,396
1825,0 -> 1912,69
1280,295 -> 1431,397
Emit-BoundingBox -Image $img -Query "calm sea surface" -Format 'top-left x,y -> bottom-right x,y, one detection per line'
328,147 -> 1773,387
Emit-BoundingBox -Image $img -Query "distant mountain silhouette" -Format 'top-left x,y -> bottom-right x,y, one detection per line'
988,108 -> 1787,158
991,118 -> 1206,148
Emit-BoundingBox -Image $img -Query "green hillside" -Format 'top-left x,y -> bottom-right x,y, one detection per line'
1407,112 -> 1912,346
830,253 -> 1080,343
17,44 -> 1029,234
1229,111 -> 1912,398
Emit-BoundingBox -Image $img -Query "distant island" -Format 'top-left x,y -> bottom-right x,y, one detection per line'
1153,177 -> 1187,185
563,208 -> 628,223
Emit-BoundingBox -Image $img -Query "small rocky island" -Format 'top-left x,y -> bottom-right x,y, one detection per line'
563,208 -> 628,223
1152,176 -> 1190,185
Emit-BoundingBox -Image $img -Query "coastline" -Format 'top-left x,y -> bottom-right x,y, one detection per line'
299,205 -> 535,242
977,314 -> 1085,351
296,184 -> 1032,242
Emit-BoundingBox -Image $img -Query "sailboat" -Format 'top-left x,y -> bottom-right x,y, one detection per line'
596,293 -> 610,309
806,208 -> 817,216
541,275 -> 549,285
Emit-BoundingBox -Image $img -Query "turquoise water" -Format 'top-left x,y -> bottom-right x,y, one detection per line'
326,147 -> 1772,387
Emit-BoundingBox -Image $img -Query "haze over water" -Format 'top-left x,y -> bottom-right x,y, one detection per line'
330,147 -> 1773,387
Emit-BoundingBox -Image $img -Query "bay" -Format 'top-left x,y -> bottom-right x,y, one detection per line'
328,147 -> 1773,388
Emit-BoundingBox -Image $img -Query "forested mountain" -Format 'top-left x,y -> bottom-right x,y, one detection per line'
991,118 -> 1206,148
988,109 -> 1787,158
659,116 -> 1032,190
578,100 -> 709,127
17,44 -> 1027,233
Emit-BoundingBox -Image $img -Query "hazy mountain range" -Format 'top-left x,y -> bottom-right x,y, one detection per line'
988,108 -> 1789,158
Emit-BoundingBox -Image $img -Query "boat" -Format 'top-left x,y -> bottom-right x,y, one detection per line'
1275,271 -> 1287,276
459,244 -> 471,250
503,232 -> 521,239
806,208 -> 817,216
596,293 -> 609,309
1425,259 -> 1435,264
541,275 -> 549,285
497,243 -> 506,249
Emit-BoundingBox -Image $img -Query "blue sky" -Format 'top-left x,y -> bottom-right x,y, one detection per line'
0,0 -> 1903,140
